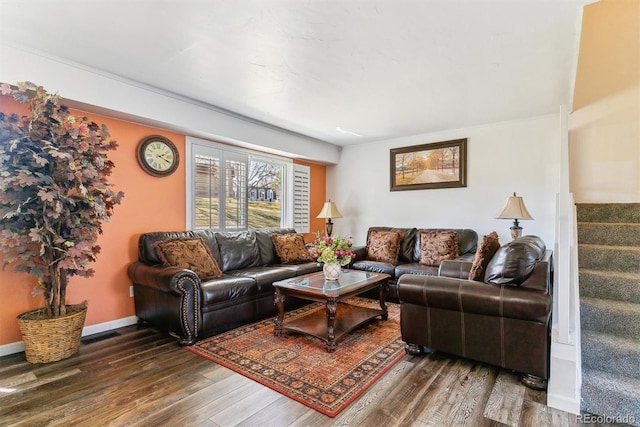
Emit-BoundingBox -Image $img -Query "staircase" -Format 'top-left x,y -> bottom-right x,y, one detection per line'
577,203 -> 640,425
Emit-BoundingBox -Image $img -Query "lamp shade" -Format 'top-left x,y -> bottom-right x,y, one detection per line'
316,201 -> 343,219
496,193 -> 533,220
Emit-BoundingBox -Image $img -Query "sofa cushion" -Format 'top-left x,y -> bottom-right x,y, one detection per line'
419,230 -> 459,266
216,231 -> 262,272
414,229 -> 477,261
469,231 -> 500,281
154,237 -> 223,280
484,235 -> 546,286
200,275 -> 257,306
255,228 -> 296,265
227,266 -> 296,292
271,233 -> 313,264
395,263 -> 439,277
139,231 -> 198,265
456,229 -> 479,255
280,262 -> 323,276
351,260 -> 396,276
367,227 -> 417,263
366,230 -> 401,263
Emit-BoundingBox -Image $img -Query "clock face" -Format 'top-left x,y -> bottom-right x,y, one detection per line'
137,136 -> 179,176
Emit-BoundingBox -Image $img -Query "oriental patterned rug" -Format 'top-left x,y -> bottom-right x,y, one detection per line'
186,297 -> 405,417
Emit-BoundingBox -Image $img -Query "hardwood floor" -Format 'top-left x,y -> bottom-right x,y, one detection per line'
0,324 -> 586,426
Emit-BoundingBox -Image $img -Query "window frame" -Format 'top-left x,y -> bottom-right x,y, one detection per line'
186,136 -> 295,231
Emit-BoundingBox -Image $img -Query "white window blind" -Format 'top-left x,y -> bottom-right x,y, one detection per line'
223,152 -> 248,230
194,153 -> 220,229
293,164 -> 310,233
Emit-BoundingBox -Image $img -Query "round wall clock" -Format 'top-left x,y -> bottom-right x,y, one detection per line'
136,135 -> 179,177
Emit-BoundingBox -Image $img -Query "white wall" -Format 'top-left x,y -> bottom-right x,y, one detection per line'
570,84 -> 640,203
328,114 -> 560,247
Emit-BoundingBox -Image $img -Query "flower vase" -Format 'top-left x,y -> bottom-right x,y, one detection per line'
323,262 -> 341,281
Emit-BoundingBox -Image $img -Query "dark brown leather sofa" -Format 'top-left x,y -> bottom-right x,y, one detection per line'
351,227 -> 478,300
397,235 -> 552,388
127,228 -> 320,345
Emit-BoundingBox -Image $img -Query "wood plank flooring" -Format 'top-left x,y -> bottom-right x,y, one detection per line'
0,324 -> 587,426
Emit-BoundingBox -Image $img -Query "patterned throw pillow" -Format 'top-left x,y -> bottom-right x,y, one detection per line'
154,237 -> 223,280
366,230 -> 402,263
419,230 -> 459,266
271,233 -> 313,264
469,231 -> 501,281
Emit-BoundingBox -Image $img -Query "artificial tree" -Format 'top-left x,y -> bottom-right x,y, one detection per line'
0,81 -> 124,319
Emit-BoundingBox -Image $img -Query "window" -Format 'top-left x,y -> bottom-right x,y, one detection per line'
187,137 -> 304,231
248,157 -> 283,229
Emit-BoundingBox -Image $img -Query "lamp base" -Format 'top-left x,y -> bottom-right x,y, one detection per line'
325,220 -> 334,237
510,226 -> 523,240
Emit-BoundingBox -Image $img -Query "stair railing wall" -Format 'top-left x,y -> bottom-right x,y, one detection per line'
547,105 -> 582,414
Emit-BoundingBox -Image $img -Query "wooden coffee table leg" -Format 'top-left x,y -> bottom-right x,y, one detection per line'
379,281 -> 389,321
274,289 -> 285,336
325,298 -> 338,352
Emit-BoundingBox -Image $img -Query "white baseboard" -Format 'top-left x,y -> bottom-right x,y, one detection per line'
547,393 -> 581,415
0,315 -> 139,358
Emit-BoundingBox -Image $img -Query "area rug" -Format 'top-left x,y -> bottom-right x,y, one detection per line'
186,297 -> 405,417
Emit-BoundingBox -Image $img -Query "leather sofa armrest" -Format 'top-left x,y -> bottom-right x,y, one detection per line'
128,262 -> 201,345
127,262 -> 200,295
521,250 -> 553,293
438,260 -> 473,279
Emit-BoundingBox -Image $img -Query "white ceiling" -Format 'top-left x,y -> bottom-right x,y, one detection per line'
0,0 -> 589,146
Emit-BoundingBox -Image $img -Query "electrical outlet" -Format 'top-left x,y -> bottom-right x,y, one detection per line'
129,286 -> 134,297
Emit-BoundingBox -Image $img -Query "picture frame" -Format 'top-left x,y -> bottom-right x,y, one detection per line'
390,138 -> 467,191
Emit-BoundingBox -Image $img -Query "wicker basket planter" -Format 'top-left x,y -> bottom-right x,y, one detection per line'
17,304 -> 87,364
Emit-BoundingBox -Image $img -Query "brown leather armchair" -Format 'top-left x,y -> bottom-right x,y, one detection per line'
397,236 -> 552,389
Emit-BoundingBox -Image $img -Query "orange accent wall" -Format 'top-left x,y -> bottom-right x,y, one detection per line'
293,159 -> 327,243
0,94 -> 326,347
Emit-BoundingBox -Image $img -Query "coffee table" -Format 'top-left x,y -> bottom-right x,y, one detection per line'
273,270 -> 391,352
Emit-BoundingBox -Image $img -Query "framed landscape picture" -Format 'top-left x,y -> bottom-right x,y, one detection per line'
390,138 -> 467,191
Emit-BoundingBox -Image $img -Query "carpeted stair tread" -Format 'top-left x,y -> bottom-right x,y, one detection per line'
581,330 -> 640,380
579,269 -> 640,304
578,222 -> 640,246
581,368 -> 640,425
577,203 -> 640,224
580,297 -> 640,339
578,244 -> 640,273
577,203 -> 640,424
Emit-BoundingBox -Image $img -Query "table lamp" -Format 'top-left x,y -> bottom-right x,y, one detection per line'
496,192 -> 533,240
316,200 -> 343,237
